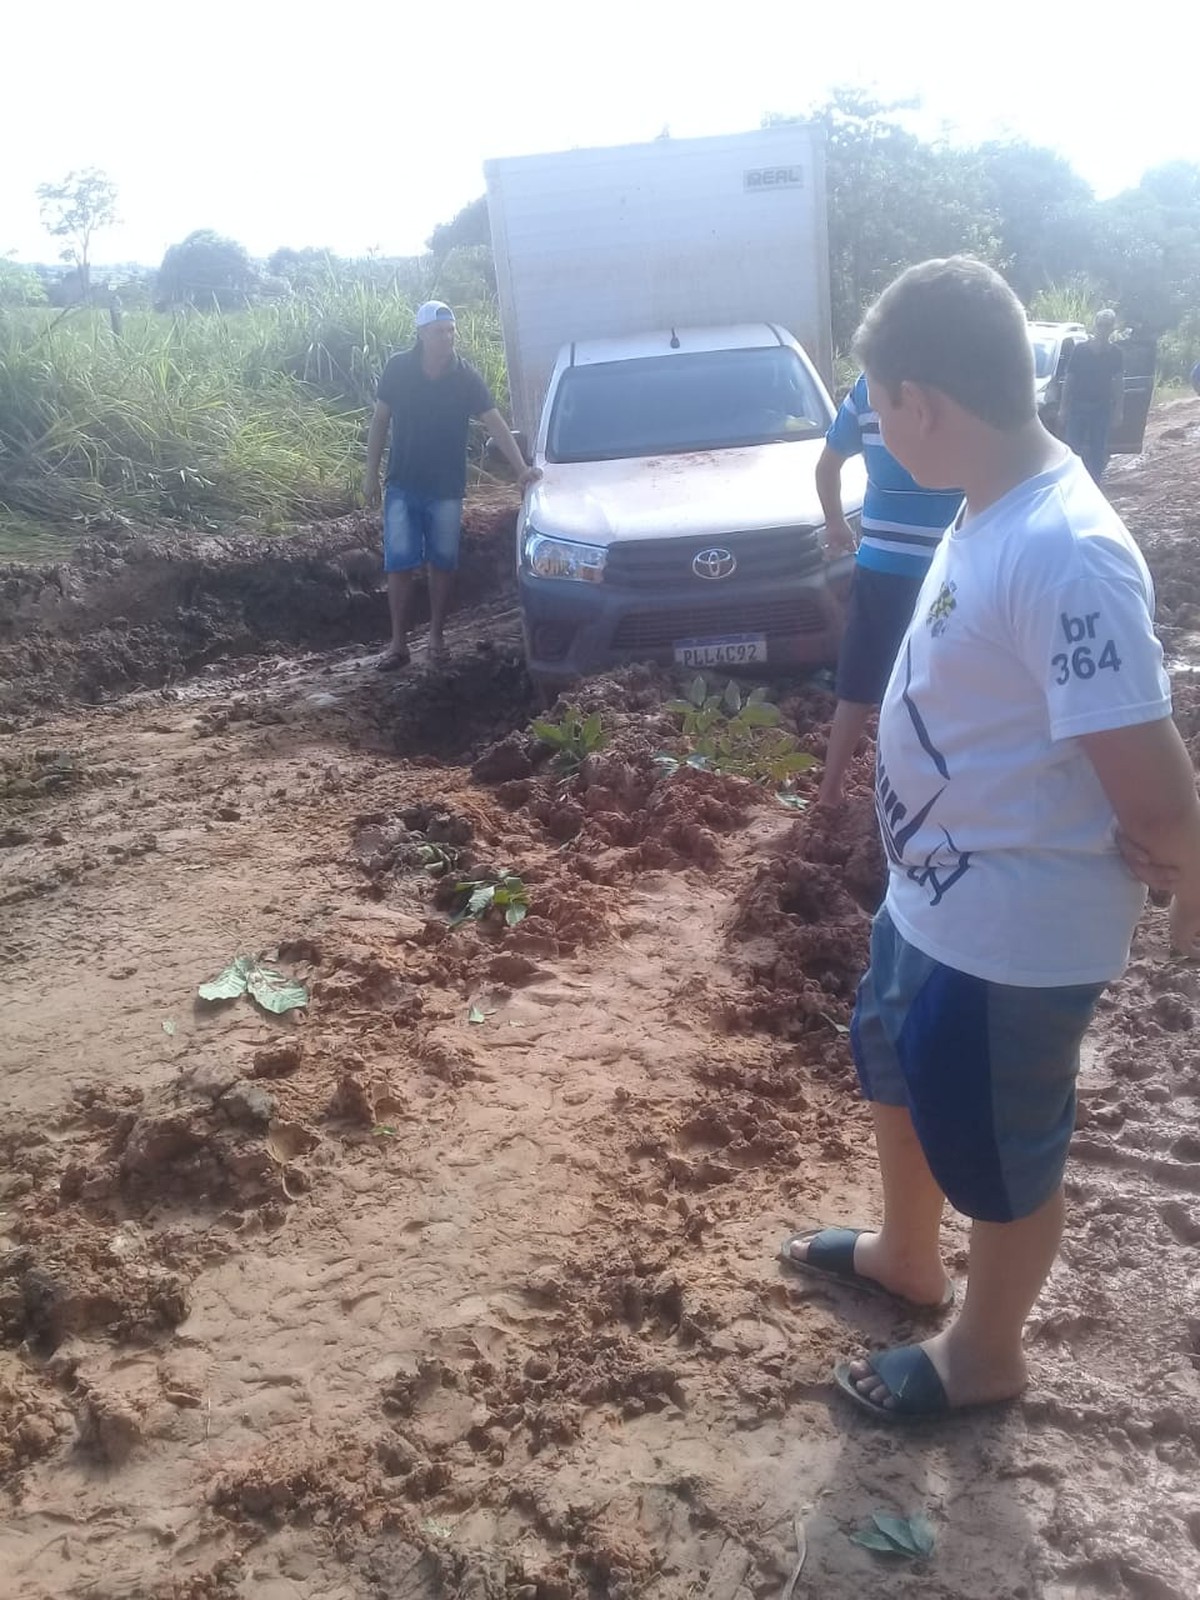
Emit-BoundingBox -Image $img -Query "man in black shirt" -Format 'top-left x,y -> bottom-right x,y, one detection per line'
363,301 -> 537,668
1061,309 -> 1125,484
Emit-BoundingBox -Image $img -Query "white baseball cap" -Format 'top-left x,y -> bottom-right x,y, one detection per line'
415,300 -> 456,328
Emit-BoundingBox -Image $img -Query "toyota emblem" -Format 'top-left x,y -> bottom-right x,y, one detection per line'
692,547 -> 736,580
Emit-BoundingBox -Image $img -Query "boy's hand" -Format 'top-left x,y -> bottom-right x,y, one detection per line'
1116,830 -> 1177,903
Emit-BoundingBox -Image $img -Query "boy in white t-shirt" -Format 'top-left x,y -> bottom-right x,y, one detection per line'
781,257 -> 1200,1421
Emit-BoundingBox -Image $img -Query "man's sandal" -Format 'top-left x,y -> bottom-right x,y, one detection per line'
833,1342 -> 1019,1424
779,1227 -> 955,1313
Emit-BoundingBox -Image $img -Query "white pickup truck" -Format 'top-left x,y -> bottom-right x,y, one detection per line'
485,128 -> 865,690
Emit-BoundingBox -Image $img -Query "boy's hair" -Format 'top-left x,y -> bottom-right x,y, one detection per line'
853,256 -> 1036,432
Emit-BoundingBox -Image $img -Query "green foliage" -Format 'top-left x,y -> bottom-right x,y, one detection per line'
977,142 -> 1094,301
769,90 -> 999,353
1158,312 -> 1200,385
850,1512 -> 935,1560
428,196 -> 490,259
0,287 -> 506,534
660,677 -> 817,789
197,955 -> 308,1013
531,705 -> 609,774
448,871 -> 530,928
772,91 -> 1200,348
1029,276 -> 1105,326
267,246 -> 341,293
430,244 -> 497,306
413,843 -> 460,877
156,230 -> 259,311
0,257 -> 46,308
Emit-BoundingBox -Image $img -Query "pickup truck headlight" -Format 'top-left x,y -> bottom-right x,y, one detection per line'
524,531 -> 607,584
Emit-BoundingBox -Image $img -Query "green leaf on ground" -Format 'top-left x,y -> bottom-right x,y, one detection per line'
871,1515 -> 924,1555
903,1515 -> 936,1557
850,1529 -> 902,1554
246,965 -> 309,1014
198,956 -> 253,1001
851,1512 -> 936,1560
468,1005 -> 486,1024
162,1018 -> 176,1036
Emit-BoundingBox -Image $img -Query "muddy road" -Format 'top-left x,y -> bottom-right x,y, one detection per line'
2,403 -> 1200,1600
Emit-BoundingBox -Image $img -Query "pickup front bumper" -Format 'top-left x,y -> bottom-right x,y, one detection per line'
519,554 -> 854,686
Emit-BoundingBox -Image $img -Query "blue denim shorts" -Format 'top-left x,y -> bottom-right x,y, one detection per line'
383,488 -> 463,574
851,907 -> 1104,1222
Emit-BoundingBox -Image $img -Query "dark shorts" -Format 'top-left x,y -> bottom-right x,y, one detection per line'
834,565 -> 926,704
383,487 -> 463,573
851,907 -> 1104,1222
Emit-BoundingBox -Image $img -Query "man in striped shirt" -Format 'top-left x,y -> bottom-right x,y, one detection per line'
816,372 -> 963,806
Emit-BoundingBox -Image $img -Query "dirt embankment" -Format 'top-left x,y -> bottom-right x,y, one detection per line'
0,495 -> 520,719
1,399 -> 1200,1600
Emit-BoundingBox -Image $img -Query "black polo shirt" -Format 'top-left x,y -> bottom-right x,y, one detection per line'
377,347 -> 494,499
1065,339 -> 1124,406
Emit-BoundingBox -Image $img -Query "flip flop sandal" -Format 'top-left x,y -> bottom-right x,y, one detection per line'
833,1343 -> 951,1423
375,649 -> 411,673
779,1227 -> 956,1313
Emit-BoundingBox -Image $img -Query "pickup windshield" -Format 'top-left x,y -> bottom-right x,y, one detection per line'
546,347 -> 830,463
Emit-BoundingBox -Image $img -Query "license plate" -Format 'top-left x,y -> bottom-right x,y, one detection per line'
673,634 -> 767,668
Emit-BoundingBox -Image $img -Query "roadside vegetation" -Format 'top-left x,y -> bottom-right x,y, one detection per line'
1,93 -> 1197,552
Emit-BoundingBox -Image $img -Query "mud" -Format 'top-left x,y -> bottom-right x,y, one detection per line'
2,401 -> 1200,1600
0,494 -> 520,718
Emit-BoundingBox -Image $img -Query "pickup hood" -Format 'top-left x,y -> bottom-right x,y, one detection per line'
524,440 -> 866,546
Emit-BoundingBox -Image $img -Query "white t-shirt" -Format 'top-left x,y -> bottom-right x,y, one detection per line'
877,452 -> 1171,987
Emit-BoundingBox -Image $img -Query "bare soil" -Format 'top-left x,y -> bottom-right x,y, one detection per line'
2,405 -> 1200,1600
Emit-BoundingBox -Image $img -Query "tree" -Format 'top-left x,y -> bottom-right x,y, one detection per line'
427,196 -> 490,260
975,142 -> 1094,301
1085,163 -> 1200,334
36,168 -> 119,303
267,246 -> 341,294
770,90 -> 999,351
155,230 -> 258,310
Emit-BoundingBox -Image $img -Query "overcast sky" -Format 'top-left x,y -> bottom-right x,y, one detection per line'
4,0 -> 1197,268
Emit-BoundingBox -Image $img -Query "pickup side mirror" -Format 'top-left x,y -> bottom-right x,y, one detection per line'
483,429 -> 530,474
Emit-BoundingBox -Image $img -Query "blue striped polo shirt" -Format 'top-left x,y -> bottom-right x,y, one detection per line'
827,374 -> 963,577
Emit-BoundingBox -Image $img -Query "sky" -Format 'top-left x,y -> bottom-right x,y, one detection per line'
3,0 -> 1197,269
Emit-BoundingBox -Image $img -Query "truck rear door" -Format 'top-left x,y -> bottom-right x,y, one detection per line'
1109,338 -> 1157,455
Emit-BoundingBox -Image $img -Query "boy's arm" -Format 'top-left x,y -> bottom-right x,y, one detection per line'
1079,718 -> 1200,953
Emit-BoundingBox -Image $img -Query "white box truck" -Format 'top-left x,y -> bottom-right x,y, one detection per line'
484,127 -> 865,689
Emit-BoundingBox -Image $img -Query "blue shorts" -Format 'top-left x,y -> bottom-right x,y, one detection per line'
835,565 -> 926,704
851,907 -> 1104,1223
383,488 -> 463,574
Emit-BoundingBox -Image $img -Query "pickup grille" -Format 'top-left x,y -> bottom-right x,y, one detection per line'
604,527 -> 823,588
611,595 -> 828,650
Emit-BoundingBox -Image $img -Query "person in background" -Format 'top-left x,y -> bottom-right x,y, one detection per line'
815,374 -> 963,806
1061,309 -> 1124,484
363,301 -> 537,670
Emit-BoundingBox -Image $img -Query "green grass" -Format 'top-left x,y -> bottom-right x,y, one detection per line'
0,287 -> 507,551
1029,277 -> 1105,327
